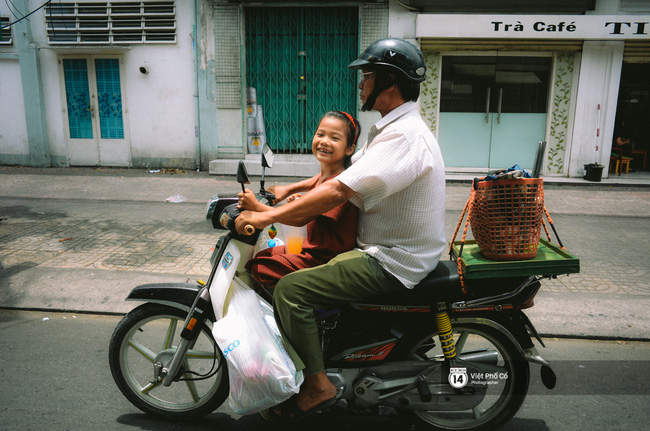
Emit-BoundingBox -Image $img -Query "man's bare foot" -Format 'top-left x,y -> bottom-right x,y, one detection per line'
295,370 -> 337,412
270,371 -> 337,420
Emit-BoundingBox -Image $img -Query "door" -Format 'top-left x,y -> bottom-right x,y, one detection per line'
439,55 -> 551,170
245,7 -> 358,153
61,56 -> 130,166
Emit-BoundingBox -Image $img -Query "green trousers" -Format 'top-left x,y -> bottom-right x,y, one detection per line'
273,249 -> 404,375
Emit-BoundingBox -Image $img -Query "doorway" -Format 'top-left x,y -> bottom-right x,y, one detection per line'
244,6 -> 358,153
439,55 -> 552,170
61,56 -> 130,166
614,63 -> 650,173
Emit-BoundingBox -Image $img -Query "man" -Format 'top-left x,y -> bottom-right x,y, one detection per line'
236,38 -> 446,418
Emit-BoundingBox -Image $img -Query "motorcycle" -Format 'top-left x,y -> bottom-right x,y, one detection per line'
109,145 -> 563,430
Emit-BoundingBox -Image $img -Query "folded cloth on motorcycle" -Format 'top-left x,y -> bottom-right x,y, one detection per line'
212,279 -> 303,415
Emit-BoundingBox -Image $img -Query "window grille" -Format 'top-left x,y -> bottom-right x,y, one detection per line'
620,0 -> 650,13
1,16 -> 12,45
45,1 -> 175,45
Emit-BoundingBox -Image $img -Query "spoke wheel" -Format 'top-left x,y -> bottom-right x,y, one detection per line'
405,324 -> 529,431
109,303 -> 228,420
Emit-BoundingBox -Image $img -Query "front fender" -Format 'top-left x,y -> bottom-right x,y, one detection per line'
126,283 -> 214,320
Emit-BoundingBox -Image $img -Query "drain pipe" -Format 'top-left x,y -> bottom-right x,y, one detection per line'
192,0 -> 202,170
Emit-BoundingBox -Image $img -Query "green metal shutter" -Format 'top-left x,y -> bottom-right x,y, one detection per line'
245,7 -> 358,153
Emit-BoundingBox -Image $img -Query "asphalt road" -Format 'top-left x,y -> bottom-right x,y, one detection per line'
0,310 -> 648,431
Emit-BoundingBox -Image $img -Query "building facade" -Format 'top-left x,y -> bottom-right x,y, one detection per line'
1,0 -> 649,178
1,0 -> 206,169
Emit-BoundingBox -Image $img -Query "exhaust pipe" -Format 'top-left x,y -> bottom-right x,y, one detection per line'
459,350 -> 499,365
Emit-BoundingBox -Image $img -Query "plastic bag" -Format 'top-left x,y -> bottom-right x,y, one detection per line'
165,194 -> 187,203
211,279 -> 302,415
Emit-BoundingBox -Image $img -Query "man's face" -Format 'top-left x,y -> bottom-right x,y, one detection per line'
358,69 -> 375,106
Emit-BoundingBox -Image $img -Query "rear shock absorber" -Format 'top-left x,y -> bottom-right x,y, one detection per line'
436,311 -> 456,359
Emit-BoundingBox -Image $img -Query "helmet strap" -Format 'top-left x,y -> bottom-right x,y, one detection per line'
361,75 -> 395,112
362,90 -> 380,112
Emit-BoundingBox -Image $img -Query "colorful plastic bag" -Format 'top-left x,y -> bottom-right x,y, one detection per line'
211,279 -> 302,415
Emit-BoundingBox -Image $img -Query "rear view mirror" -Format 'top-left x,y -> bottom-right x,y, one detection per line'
237,160 -> 250,192
262,144 -> 274,168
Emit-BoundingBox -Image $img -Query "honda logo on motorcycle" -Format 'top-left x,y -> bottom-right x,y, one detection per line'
448,367 -> 469,389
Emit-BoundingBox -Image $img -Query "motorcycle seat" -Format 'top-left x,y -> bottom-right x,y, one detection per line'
361,260 -> 463,307
356,260 -> 534,308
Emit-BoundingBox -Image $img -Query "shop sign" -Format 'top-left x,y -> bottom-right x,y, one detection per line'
416,15 -> 650,40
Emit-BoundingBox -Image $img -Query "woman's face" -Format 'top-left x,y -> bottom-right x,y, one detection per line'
312,116 -> 354,167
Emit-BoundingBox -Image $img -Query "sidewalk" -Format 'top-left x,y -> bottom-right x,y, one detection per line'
1,166 -> 649,340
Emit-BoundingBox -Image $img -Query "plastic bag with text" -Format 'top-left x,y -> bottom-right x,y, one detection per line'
211,280 -> 302,415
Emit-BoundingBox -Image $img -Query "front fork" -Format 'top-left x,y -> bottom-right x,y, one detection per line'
158,235 -> 252,386
161,286 -> 212,386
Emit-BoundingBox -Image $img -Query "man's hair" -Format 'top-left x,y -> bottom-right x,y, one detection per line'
375,68 -> 420,102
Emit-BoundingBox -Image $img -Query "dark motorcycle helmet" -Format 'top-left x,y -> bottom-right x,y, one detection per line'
348,38 -> 426,111
348,37 -> 426,82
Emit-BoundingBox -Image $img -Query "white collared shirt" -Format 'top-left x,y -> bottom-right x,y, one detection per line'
337,101 -> 446,288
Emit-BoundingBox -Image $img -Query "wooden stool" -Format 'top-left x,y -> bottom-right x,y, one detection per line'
609,157 -> 631,175
610,147 -> 633,176
631,149 -> 647,170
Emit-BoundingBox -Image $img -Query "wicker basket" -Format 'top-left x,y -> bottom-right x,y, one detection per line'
469,178 -> 544,261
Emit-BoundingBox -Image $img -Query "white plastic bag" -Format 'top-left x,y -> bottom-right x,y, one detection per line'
212,279 -> 302,415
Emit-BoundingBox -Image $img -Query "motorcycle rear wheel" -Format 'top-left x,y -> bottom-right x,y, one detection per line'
404,323 -> 529,431
108,303 -> 229,420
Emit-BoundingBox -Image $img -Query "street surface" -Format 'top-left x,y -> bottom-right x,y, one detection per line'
0,310 -> 647,431
1,167 -> 649,339
1,167 -> 650,430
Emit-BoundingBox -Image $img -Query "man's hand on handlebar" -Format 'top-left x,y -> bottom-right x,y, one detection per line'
234,210 -> 266,235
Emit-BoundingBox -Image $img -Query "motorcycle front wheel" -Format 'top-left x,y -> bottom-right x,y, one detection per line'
108,303 -> 229,420
404,323 -> 529,431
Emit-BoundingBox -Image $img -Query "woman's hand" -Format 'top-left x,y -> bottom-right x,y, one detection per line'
287,193 -> 302,202
268,184 -> 290,203
237,189 -> 269,212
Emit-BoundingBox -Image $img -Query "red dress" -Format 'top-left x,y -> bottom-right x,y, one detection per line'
246,175 -> 358,289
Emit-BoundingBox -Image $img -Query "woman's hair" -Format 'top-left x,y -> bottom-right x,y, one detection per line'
321,110 -> 360,168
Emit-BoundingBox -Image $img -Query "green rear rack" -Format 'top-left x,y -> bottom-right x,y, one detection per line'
450,239 -> 580,279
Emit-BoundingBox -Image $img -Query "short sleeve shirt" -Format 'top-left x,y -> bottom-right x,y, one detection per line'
336,102 -> 446,288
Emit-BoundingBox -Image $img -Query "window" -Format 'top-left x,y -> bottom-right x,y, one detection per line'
1,16 -> 12,45
45,1 -> 175,45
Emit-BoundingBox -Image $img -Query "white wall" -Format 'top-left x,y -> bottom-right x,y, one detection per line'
0,59 -> 29,158
568,41 -> 625,177
126,43 -> 196,165
2,0 -> 198,167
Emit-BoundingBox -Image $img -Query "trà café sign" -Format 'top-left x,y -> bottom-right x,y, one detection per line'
416,15 -> 650,39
